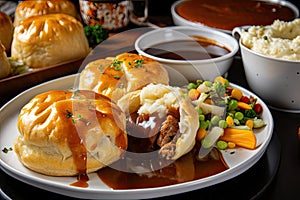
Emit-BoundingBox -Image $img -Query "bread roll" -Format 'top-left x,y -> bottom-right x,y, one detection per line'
117,83 -> 199,160
0,42 -> 11,79
14,0 -> 78,25
11,13 -> 90,68
0,11 -> 13,53
15,89 -> 127,176
79,53 -> 169,102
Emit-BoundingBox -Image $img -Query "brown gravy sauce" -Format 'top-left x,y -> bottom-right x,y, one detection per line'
144,36 -> 230,60
97,111 -> 229,189
68,102 -> 228,189
176,0 -> 297,31
97,144 -> 228,189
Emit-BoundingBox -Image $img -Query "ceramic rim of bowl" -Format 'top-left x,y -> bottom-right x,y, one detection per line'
135,26 -> 239,64
171,0 -> 300,33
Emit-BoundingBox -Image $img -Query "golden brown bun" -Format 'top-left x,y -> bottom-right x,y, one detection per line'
15,90 -> 127,176
0,42 -> 11,79
0,11 -> 13,53
14,0 -> 78,25
117,83 -> 199,160
79,53 -> 169,102
11,13 -> 90,68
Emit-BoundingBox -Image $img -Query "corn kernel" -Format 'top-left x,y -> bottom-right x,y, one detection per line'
228,142 -> 236,149
226,116 -> 234,127
188,89 -> 200,100
246,119 -> 254,129
231,88 -> 243,100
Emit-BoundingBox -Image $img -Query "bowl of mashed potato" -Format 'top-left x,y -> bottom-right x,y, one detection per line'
233,19 -> 300,112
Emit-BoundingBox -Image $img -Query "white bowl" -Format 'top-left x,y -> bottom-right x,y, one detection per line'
171,0 -> 299,34
135,26 -> 239,81
233,28 -> 300,112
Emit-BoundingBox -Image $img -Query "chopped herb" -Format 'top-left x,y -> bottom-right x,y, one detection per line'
2,147 -> 13,153
66,110 -> 73,118
263,35 -> 268,40
114,75 -> 121,79
110,60 -> 122,71
128,61 -> 131,65
98,64 -> 104,74
133,59 -> 144,68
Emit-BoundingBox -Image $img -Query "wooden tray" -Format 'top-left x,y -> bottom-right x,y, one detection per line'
0,58 -> 85,106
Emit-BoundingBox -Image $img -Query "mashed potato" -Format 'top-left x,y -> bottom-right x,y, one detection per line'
240,19 -> 300,61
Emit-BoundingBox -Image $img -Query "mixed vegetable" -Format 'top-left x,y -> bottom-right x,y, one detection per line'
185,76 -> 266,157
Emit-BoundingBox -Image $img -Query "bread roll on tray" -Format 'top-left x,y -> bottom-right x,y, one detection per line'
0,11 -> 13,53
14,0 -> 78,25
0,42 -> 12,79
15,89 -> 127,176
79,53 -> 169,102
11,13 -> 90,68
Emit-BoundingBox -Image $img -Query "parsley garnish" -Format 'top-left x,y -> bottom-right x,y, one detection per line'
110,60 -> 122,71
66,110 -> 73,118
2,147 -> 12,153
133,59 -> 144,68
114,75 -> 121,79
98,64 -> 104,74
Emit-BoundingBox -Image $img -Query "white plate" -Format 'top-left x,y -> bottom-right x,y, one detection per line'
0,73 -> 273,199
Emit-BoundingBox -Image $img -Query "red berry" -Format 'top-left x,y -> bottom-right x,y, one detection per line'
254,104 -> 263,114
240,96 -> 251,104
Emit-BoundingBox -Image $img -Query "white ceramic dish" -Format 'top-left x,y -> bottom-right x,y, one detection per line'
0,72 -> 273,199
171,0 -> 299,34
233,27 -> 300,112
135,26 -> 239,82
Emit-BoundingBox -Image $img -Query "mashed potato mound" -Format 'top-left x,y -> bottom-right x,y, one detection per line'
241,19 -> 300,61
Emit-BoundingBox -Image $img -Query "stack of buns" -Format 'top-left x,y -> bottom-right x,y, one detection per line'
0,0 -> 89,78
15,52 -> 173,177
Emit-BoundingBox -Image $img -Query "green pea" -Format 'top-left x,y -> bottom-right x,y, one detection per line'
199,114 -> 205,121
204,81 -> 212,87
217,140 -> 228,150
211,115 -> 220,125
196,106 -> 202,115
200,120 -> 209,130
228,99 -> 238,111
235,112 -> 244,120
218,119 -> 227,128
187,82 -> 197,90
227,112 -> 235,118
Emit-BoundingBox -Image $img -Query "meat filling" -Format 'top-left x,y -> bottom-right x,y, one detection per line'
126,107 -> 181,160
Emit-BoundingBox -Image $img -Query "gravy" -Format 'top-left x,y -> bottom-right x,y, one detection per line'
144,36 -> 230,60
176,0 -> 297,31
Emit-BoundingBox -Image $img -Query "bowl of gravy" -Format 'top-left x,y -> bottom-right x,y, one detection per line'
135,26 -> 239,81
171,0 -> 299,33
